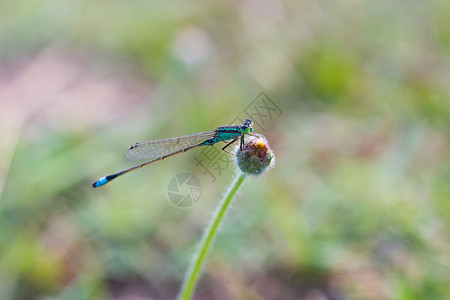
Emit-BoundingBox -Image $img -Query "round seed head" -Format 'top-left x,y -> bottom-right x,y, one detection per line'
235,134 -> 275,175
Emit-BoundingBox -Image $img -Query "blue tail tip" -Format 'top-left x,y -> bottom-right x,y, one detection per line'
92,176 -> 107,188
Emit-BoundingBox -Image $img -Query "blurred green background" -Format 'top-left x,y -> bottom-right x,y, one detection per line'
0,0 -> 449,299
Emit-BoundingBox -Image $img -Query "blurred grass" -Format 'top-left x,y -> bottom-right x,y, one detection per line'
0,0 -> 449,299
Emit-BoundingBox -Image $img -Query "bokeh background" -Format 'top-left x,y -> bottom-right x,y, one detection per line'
1,1 -> 449,299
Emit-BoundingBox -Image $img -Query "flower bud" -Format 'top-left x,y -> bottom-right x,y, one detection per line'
235,134 -> 275,175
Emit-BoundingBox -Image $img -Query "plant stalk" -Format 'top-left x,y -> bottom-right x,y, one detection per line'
178,172 -> 246,300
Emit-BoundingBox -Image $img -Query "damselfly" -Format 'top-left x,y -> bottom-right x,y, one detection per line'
92,119 -> 253,188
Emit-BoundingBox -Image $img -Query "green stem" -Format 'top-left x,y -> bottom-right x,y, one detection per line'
178,172 -> 247,300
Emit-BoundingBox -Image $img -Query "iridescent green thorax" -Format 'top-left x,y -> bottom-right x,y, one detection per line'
241,126 -> 251,134
213,126 -> 242,142
213,119 -> 253,142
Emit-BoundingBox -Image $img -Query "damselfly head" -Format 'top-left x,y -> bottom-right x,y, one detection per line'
243,119 -> 253,133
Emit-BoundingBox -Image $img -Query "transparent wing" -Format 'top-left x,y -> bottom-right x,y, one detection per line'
125,130 -> 216,160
